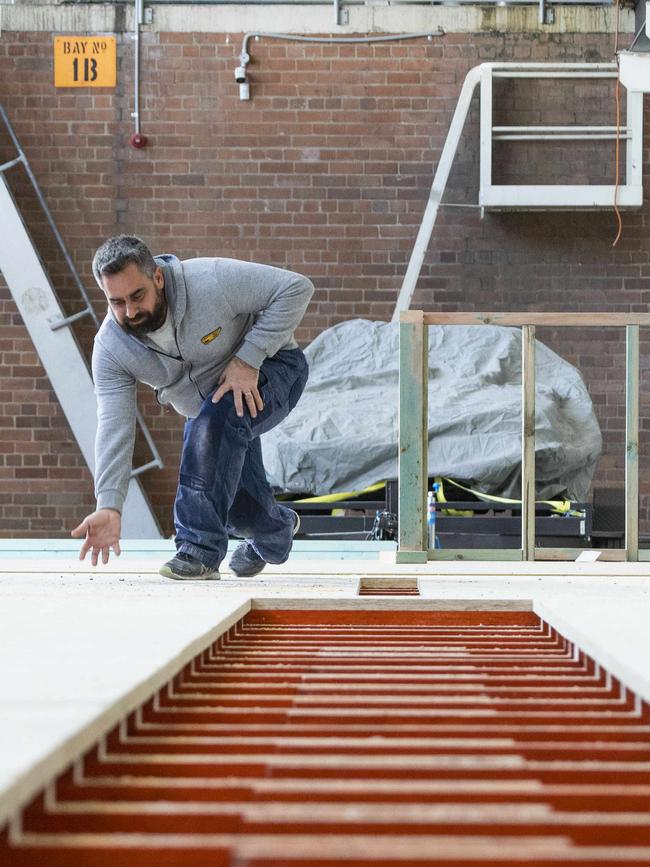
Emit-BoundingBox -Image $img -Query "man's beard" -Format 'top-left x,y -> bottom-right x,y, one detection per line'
123,288 -> 168,338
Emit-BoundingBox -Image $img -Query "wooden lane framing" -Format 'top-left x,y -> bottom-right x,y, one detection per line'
626,325 -> 640,561
398,311 -> 644,563
521,324 -> 536,562
398,310 -> 428,563
420,313 -> 650,327
3,607 -> 650,866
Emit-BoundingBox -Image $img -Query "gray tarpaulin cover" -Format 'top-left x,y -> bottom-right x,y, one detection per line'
262,319 -> 602,500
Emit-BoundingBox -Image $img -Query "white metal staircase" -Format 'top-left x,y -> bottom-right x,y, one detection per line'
0,108 -> 162,538
393,62 -> 645,321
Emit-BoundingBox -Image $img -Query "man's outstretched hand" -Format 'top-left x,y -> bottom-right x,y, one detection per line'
212,356 -> 264,418
71,508 -> 122,566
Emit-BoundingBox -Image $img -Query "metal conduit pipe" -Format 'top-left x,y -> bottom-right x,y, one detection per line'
130,0 -> 147,147
235,30 -> 441,100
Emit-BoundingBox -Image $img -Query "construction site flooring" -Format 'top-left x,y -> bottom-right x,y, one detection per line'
2,539 -> 650,841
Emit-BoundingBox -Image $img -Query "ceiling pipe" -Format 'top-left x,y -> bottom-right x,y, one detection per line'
235,30 -> 441,101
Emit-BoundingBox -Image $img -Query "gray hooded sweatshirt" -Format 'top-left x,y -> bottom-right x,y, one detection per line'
92,255 -> 314,513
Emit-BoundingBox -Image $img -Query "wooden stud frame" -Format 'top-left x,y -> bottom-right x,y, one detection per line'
398,311 -> 429,563
397,312 -> 649,563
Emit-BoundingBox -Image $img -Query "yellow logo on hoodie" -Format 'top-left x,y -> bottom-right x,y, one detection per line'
201,327 -> 222,345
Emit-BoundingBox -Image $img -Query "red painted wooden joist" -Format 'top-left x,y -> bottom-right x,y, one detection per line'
2,609 -> 650,866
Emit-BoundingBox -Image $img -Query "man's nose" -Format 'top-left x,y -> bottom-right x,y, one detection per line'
126,303 -> 139,320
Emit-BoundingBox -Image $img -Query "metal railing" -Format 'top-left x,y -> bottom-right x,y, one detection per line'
0,105 -> 163,478
397,311 -> 648,563
393,62 -> 644,322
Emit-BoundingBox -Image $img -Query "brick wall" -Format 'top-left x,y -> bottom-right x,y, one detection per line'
1,23 -> 648,537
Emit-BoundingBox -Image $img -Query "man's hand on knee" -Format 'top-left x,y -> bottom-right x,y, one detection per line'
212,357 -> 264,419
71,508 -> 122,566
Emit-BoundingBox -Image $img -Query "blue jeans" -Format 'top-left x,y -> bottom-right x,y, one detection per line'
174,348 -> 308,569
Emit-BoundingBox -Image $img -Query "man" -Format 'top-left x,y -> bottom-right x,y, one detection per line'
71,235 -> 313,580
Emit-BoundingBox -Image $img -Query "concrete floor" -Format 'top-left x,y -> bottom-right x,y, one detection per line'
2,539 -> 650,833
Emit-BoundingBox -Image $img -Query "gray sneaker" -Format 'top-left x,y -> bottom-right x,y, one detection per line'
229,510 -> 300,578
159,552 -> 220,581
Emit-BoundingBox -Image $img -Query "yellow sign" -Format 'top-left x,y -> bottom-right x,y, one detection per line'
54,36 -> 116,88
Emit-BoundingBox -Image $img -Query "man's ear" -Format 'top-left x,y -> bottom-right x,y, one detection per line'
154,266 -> 164,289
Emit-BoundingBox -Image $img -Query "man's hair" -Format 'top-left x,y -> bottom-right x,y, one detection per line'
92,235 -> 157,286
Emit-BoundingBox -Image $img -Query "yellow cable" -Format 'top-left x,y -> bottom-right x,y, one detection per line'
435,477 -> 575,516
293,481 -> 386,504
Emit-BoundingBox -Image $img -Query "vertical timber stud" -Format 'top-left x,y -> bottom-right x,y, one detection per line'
521,325 -> 536,561
625,324 -> 640,561
398,311 -> 429,563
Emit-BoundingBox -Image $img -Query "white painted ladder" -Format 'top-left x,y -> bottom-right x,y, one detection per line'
0,115 -> 162,538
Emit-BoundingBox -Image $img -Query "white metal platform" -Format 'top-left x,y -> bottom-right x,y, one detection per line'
393,62 -> 645,321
